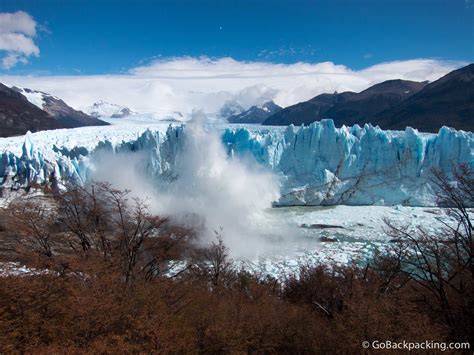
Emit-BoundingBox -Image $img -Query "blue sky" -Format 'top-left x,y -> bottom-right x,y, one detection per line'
0,0 -> 471,114
0,0 -> 473,75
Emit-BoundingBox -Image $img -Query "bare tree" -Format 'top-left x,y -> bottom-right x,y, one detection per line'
2,182 -> 194,286
375,164 -> 473,342
191,230 -> 235,287
56,184 -> 108,256
4,198 -> 58,259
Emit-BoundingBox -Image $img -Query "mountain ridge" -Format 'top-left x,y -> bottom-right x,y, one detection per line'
263,79 -> 427,127
371,64 -> 474,132
0,84 -> 61,137
263,64 -> 473,132
228,101 -> 282,123
0,84 -> 109,137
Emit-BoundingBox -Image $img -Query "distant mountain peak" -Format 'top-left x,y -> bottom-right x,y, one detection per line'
227,100 -> 282,124
261,100 -> 281,112
427,63 -> 474,88
263,78 -> 428,127
219,100 -> 244,119
371,63 -> 474,132
262,64 -> 474,132
87,101 -> 136,118
352,79 -> 428,101
0,83 -> 108,137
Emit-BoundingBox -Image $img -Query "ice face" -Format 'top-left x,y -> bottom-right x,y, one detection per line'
0,119 -> 472,207
222,121 -> 473,206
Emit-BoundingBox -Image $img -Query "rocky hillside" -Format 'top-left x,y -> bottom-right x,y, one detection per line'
371,64 -> 474,132
0,85 -> 109,137
13,87 -> 109,129
263,64 -> 474,132
0,84 -> 60,137
263,80 -> 427,127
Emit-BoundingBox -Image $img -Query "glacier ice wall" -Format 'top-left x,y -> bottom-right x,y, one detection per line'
222,120 -> 473,205
0,120 -> 473,206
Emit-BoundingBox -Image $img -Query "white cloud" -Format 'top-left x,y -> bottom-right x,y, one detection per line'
0,57 -> 465,117
0,11 -> 39,69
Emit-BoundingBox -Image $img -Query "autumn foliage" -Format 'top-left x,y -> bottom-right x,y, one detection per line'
0,172 -> 472,353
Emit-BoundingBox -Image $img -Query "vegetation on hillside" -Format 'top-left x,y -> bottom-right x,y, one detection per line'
0,166 -> 472,353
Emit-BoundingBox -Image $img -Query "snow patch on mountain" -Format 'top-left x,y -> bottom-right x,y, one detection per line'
227,101 -> 282,123
87,100 -> 136,118
11,86 -> 60,110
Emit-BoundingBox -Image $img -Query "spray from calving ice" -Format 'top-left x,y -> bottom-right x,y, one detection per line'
153,110 -> 283,258
89,110 -> 284,259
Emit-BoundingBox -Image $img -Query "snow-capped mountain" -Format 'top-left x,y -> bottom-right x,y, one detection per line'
227,101 -> 282,124
0,84 -> 60,137
219,100 -> 244,119
0,85 -> 108,137
11,86 -> 109,128
159,111 -> 185,122
87,100 -> 136,118
10,86 -> 60,109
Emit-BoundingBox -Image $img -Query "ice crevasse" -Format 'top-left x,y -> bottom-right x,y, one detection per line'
0,119 -> 472,207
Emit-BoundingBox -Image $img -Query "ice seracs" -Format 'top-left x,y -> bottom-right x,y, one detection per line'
0,119 -> 472,207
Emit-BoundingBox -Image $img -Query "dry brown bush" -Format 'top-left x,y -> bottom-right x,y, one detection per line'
0,176 -> 472,353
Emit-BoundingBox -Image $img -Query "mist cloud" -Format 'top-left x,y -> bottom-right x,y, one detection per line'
87,115 -> 284,259
0,57 -> 465,116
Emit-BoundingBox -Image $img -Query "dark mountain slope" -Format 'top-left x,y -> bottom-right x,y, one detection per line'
0,84 -> 60,137
228,101 -> 282,123
263,92 -> 356,126
263,79 -> 426,127
42,95 -> 109,128
372,64 -> 474,132
12,87 -> 109,129
326,80 -> 427,127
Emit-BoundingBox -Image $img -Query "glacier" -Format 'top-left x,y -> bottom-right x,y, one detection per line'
0,119 -> 472,206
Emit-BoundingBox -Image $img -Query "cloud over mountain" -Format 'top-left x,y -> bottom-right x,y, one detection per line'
0,57 -> 465,118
